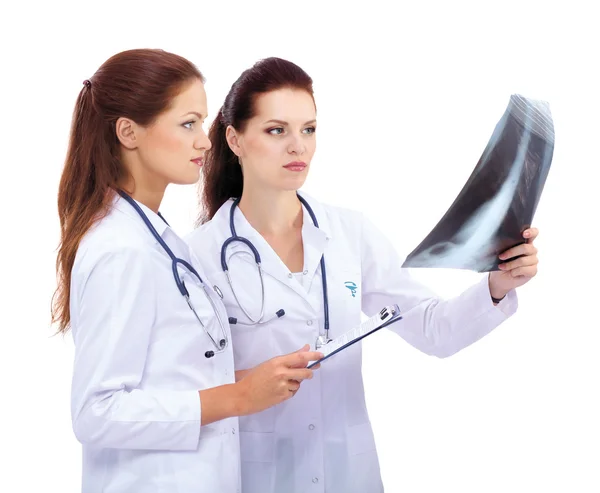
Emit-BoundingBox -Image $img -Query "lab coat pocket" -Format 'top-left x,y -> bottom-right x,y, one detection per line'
240,431 -> 275,463
240,432 -> 275,493
347,421 -> 377,456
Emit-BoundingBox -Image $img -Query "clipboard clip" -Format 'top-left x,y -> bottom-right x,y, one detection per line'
308,304 -> 402,367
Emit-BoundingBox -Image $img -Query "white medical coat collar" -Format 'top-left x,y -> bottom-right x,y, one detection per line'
212,190 -> 330,299
110,192 -> 170,240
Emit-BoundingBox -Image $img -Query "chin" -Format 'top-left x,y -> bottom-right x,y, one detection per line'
278,176 -> 307,192
173,169 -> 201,185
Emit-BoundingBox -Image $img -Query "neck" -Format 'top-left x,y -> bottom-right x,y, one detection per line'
238,188 -> 302,236
120,178 -> 165,213
120,154 -> 167,213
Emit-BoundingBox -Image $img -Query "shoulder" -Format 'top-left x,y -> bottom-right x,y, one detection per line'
300,192 -> 397,263
184,218 -> 226,275
73,208 -> 154,280
300,191 -> 366,236
184,218 -> 220,250
323,202 -> 364,228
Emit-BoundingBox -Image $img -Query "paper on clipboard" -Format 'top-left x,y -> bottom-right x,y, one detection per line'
307,304 -> 402,368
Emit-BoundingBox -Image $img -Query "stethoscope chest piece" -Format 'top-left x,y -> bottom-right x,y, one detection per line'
315,334 -> 332,349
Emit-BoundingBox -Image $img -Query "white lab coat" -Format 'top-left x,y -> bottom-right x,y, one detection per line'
70,194 -> 241,493
185,191 -> 518,493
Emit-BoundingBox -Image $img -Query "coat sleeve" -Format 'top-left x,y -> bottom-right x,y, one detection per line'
70,247 -> 201,450
359,214 -> 518,358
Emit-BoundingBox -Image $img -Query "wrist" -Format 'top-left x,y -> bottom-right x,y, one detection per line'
488,273 -> 509,303
198,382 -> 250,426
235,369 -> 251,382
231,381 -> 250,417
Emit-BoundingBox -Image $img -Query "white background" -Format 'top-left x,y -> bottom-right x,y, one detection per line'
1,1 -> 599,491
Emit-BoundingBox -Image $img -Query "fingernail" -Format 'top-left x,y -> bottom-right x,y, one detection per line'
524,231 -> 530,237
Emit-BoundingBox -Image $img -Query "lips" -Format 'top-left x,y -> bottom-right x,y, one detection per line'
283,161 -> 307,171
191,157 -> 204,167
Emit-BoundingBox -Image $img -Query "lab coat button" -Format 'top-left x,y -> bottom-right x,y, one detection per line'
232,428 -> 236,435
308,424 -> 315,430
307,320 -> 313,326
312,477 -> 319,483
288,273 -> 293,278
303,270 -> 308,275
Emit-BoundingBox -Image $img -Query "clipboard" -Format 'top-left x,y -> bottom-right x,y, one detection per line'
307,304 -> 402,369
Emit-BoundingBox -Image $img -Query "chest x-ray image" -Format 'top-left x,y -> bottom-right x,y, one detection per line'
402,94 -> 554,272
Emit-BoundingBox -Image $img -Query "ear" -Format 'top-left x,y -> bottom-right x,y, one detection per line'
225,125 -> 243,157
115,117 -> 140,150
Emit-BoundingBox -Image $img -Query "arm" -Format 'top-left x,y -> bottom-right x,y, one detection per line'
359,215 -> 518,358
70,248 -> 202,450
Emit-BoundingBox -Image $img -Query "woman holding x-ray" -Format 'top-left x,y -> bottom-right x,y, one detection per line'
186,57 -> 540,493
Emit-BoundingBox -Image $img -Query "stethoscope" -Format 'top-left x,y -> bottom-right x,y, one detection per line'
221,193 -> 332,348
118,190 -> 229,358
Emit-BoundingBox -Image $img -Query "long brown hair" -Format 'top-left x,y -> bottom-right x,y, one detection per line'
52,48 -> 204,334
198,57 -> 314,224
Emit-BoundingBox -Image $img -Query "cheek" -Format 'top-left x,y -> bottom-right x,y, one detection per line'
306,138 -> 316,158
244,137 -> 285,176
146,127 -> 187,156
247,135 -> 278,158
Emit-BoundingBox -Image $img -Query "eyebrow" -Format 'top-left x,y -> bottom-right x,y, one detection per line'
181,111 -> 205,119
263,119 -> 317,126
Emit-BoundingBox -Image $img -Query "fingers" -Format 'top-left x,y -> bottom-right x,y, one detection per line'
499,251 -> 538,272
509,265 -> 538,278
499,242 -> 537,261
288,380 -> 301,392
523,227 -> 539,243
286,368 -> 314,382
282,351 -> 324,368
498,227 -> 540,260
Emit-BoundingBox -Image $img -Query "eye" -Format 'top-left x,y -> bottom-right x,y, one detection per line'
182,120 -> 196,130
303,126 -> 316,135
267,127 -> 284,135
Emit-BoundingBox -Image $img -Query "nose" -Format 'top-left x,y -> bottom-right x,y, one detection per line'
194,129 -> 212,151
287,134 -> 305,155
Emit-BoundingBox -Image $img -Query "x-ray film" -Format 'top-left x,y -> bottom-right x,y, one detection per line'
402,94 -> 554,272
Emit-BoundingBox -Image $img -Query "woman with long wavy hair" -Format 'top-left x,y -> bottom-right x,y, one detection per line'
52,49 -> 322,493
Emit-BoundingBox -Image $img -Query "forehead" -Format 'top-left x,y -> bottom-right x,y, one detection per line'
167,78 -> 207,114
253,88 -> 315,122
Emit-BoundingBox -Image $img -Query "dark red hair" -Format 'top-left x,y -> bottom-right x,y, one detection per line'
198,57 -> 314,223
52,48 -> 204,334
